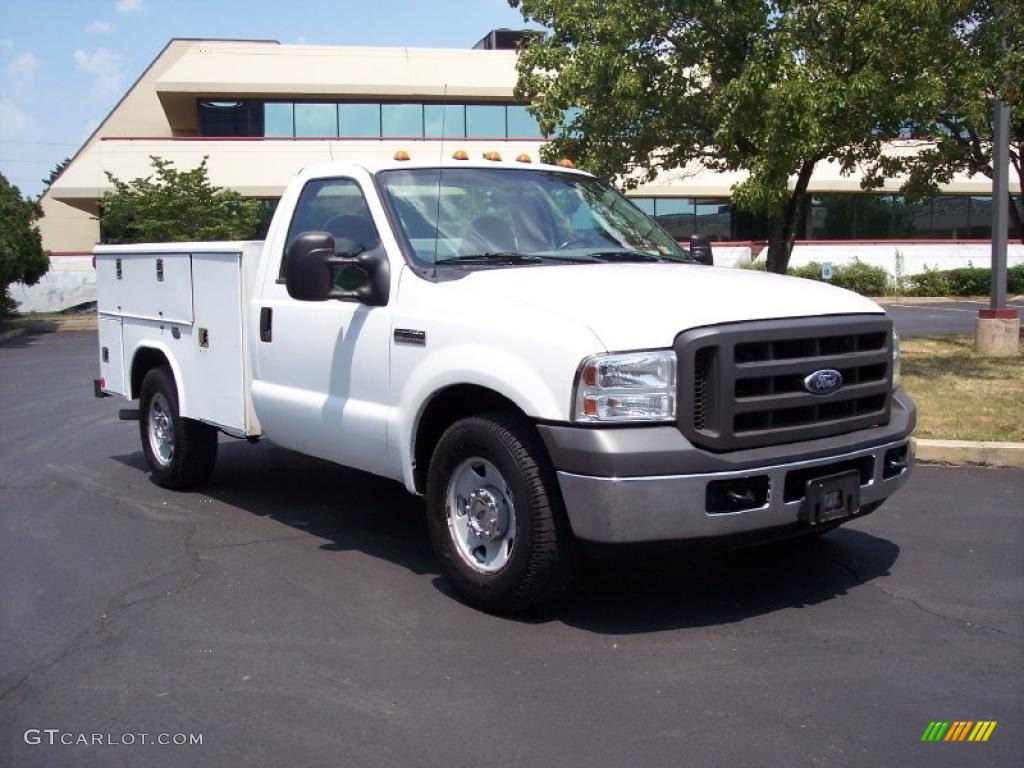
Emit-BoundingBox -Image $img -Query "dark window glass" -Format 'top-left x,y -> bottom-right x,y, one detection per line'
1011,196 -> 1023,239
339,103 -> 381,137
630,197 -> 655,216
254,198 -> 280,239
198,101 -> 262,136
282,178 -> 381,277
695,198 -> 731,240
294,103 -> 337,137
424,104 -> 465,138
507,106 -> 542,138
654,198 -> 695,239
810,195 -> 855,239
967,196 -> 993,238
264,102 -> 294,137
466,105 -> 506,138
931,196 -> 970,239
733,209 -> 767,240
382,103 -> 423,137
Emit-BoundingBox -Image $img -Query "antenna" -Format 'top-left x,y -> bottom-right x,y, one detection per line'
431,84 -> 448,279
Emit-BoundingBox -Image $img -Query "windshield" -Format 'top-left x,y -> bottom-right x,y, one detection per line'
377,167 -> 691,266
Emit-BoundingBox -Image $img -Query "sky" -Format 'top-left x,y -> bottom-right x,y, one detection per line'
0,0 -> 537,197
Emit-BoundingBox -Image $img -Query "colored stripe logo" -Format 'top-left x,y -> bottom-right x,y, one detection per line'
921,721 -> 997,742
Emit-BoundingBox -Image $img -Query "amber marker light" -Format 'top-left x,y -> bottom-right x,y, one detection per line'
393,150 -> 411,161
516,153 -> 532,163
557,158 -> 575,168
483,151 -> 502,161
452,150 -> 469,160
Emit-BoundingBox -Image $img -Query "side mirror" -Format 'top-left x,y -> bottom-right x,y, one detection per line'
284,231 -> 390,306
689,234 -> 714,266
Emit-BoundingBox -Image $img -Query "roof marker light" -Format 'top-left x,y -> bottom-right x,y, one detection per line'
394,150 -> 410,161
557,158 -> 575,168
483,151 -> 502,161
452,150 -> 469,160
515,153 -> 532,163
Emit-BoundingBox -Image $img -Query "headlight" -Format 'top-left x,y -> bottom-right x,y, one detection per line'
574,350 -> 677,422
892,328 -> 901,389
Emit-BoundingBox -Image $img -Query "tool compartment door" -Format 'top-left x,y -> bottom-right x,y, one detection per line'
188,252 -> 245,430
97,315 -> 126,395
95,252 -> 193,324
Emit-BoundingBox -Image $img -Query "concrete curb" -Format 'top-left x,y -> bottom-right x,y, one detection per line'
915,438 -> 1024,468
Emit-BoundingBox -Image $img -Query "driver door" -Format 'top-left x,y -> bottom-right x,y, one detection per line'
251,176 -> 393,478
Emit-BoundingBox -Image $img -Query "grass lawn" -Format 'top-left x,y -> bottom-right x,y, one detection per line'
900,335 -> 1024,442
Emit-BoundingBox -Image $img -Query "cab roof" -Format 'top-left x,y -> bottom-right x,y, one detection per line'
300,157 -> 591,179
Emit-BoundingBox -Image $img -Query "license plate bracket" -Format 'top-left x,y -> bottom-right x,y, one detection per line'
800,470 -> 861,525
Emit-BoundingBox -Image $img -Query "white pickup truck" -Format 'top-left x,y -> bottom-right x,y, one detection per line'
94,156 -> 915,611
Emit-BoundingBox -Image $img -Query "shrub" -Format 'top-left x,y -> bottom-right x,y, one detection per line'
784,259 -> 891,295
907,263 -> 1024,296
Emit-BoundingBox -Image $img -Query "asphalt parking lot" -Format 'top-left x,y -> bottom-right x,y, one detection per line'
1,330 -> 1022,768
881,298 -> 1024,337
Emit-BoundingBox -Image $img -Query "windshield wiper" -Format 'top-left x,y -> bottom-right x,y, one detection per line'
435,252 -> 545,265
584,249 -> 677,263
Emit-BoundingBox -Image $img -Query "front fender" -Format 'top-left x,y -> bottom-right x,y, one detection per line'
392,342 -> 569,493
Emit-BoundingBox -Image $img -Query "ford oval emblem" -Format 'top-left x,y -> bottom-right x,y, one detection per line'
804,369 -> 843,395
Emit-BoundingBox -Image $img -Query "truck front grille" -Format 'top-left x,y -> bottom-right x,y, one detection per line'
675,316 -> 893,451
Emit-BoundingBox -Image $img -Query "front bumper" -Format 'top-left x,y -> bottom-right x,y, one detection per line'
541,390 -> 916,544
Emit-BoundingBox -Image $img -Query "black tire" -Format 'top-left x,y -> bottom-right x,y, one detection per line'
425,412 -> 578,613
139,366 -> 218,490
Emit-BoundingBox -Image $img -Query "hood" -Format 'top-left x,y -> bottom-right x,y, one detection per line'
447,262 -> 884,350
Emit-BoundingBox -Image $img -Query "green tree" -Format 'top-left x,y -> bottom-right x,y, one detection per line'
511,0 -> 973,272
0,173 -> 49,318
101,156 -> 262,243
42,157 -> 71,192
865,0 -> 1023,235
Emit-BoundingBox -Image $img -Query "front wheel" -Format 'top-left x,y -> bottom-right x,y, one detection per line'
139,366 -> 218,489
425,413 -> 578,613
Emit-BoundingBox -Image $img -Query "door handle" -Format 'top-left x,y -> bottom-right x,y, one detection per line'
259,307 -> 272,342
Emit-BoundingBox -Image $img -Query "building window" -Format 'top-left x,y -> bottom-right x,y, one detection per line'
507,106 -> 542,138
263,102 -> 293,137
382,103 -> 424,137
424,104 -> 465,138
294,103 -> 338,137
695,198 -> 731,240
339,103 -> 381,137
466,105 -> 506,138
198,101 -> 262,136
651,198 -> 695,239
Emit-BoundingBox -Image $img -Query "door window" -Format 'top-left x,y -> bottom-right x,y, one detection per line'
281,178 -> 382,278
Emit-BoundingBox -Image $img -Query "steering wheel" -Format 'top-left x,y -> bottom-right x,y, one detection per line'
322,214 -> 378,251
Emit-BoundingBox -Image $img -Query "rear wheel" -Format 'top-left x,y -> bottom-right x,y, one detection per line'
139,366 -> 217,489
425,413 -> 578,613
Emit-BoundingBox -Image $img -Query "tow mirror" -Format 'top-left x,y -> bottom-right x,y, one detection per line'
284,231 -> 390,306
689,234 -> 714,266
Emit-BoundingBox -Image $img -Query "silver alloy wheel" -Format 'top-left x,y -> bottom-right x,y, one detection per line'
148,392 -> 174,467
445,457 -> 516,573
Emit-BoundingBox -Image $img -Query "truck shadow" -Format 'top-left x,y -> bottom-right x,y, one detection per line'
546,530 -> 899,634
115,438 -> 900,633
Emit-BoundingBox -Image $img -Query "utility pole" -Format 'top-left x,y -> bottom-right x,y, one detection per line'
976,99 -> 1020,356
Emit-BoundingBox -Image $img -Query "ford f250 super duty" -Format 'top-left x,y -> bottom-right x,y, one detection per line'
94,155 -> 915,612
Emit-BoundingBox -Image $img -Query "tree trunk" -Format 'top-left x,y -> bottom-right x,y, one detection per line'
765,160 -> 817,274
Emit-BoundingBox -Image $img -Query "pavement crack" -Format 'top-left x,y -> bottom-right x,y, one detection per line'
862,581 -> 1024,640
837,557 -> 1023,641
199,534 -> 309,552
1,500 -> 204,705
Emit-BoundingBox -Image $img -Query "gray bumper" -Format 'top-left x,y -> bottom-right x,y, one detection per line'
543,391 -> 916,544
